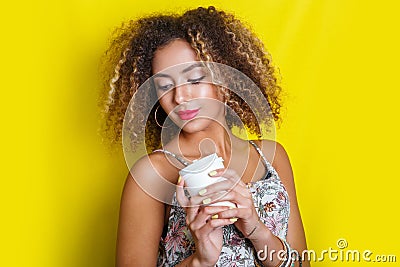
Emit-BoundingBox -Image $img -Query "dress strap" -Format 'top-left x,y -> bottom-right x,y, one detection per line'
248,140 -> 269,167
154,141 -> 270,169
153,149 -> 190,167
249,140 -> 281,180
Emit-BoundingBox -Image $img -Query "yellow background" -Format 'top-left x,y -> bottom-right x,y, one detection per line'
1,0 -> 399,266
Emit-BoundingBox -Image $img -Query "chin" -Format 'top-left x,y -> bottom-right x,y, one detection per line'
181,118 -> 225,134
180,118 -> 216,134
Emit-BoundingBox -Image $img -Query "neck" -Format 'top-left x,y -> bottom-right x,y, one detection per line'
178,120 -> 242,161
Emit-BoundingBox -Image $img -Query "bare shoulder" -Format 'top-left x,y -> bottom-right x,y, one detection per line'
128,152 -> 180,203
258,140 -> 295,187
117,152 -> 182,265
131,152 -> 180,183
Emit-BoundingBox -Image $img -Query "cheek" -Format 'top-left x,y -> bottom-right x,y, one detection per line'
157,92 -> 174,109
196,85 -> 223,101
197,99 -> 225,117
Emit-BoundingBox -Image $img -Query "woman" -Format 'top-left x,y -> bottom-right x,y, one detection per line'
100,6 -> 308,267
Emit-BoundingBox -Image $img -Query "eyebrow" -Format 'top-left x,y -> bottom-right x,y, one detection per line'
152,72 -> 171,79
152,62 -> 205,79
181,62 -> 205,73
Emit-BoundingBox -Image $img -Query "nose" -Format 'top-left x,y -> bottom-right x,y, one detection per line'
174,84 -> 191,104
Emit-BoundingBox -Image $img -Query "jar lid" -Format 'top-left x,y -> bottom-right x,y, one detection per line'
179,153 -> 223,175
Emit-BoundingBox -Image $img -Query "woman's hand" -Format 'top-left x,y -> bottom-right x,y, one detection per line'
175,178 -> 235,267
191,168 -> 262,240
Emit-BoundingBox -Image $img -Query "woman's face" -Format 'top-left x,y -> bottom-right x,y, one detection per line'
152,39 -> 225,133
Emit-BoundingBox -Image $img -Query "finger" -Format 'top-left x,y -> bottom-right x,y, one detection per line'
185,205 -> 200,224
208,217 -> 237,228
189,206 -> 231,231
176,176 -> 190,207
192,217 -> 237,239
199,179 -> 249,198
216,207 -> 253,221
204,190 -> 253,209
206,168 -> 248,194
209,168 -> 243,186
176,180 -> 202,224
185,192 -> 208,206
188,190 -> 229,206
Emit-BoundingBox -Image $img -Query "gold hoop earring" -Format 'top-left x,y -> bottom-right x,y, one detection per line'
155,104 -> 167,128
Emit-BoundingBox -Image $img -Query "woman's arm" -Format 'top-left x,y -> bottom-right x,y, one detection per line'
116,157 -> 165,267
271,141 -> 309,267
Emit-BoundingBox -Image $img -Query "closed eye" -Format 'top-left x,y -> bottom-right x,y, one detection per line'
157,83 -> 174,91
187,76 -> 205,84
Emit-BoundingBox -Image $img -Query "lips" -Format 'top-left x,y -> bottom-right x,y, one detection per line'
177,108 -> 200,120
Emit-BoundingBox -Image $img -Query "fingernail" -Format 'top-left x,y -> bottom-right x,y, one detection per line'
202,198 -> 211,205
230,217 -> 238,222
198,189 -> 207,196
177,176 -> 181,183
212,214 -> 218,219
208,170 -> 217,176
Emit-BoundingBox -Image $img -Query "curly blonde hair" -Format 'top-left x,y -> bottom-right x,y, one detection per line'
99,6 -> 282,153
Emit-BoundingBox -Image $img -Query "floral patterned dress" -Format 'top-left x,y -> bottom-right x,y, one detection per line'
156,141 -> 291,266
